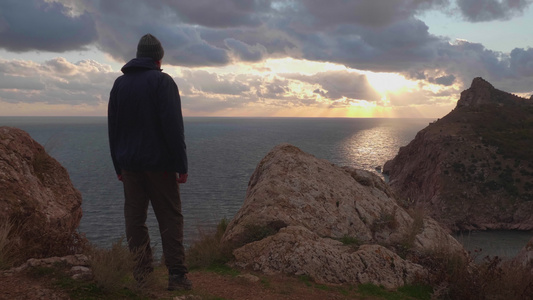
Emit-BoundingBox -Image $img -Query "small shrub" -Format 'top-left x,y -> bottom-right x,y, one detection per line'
32,150 -> 53,182
240,220 -> 287,245
371,208 -> 399,234
338,235 -> 361,247
186,218 -> 234,270
89,238 -> 135,293
0,220 -> 17,269
399,208 -> 425,252
242,224 -> 277,243
413,245 -> 533,300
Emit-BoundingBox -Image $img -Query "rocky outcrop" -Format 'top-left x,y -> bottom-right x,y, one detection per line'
383,77 -> 533,231
223,144 -> 464,288
0,127 -> 83,260
232,226 -> 425,289
2,254 -> 91,280
456,77 -> 528,108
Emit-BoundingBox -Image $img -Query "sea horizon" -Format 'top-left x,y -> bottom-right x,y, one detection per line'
1,116 -> 530,259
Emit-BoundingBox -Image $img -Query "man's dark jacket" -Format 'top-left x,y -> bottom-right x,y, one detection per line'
108,57 -> 187,175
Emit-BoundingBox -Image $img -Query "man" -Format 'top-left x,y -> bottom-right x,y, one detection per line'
108,33 -> 191,291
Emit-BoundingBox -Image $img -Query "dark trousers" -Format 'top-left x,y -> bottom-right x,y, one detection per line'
122,170 -> 187,275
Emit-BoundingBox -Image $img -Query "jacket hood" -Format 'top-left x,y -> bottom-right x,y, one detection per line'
121,57 -> 161,74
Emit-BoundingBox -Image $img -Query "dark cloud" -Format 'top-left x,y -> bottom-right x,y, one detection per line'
163,0 -> 270,28
430,74 -> 456,86
1,0 -> 533,112
291,18 -> 443,74
284,71 -> 381,102
225,39 -> 266,62
95,18 -> 231,66
0,0 -> 97,52
509,47 -> 533,77
457,0 -> 532,22
0,58 -> 117,105
313,89 -> 327,97
430,40 -> 511,87
258,78 -> 290,99
180,70 -> 251,95
0,0 -> 449,69
294,0 -> 449,29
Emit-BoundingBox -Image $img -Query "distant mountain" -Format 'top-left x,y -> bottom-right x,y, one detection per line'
383,77 -> 533,231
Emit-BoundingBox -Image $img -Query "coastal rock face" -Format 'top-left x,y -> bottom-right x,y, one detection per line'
223,143 -> 463,288
383,77 -> 533,231
0,127 -> 83,260
511,237 -> 533,268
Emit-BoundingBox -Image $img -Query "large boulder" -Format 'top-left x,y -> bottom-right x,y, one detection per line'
0,127 -> 83,261
223,143 -> 464,288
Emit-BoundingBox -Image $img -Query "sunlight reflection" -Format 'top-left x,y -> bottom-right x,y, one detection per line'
337,124 -> 405,172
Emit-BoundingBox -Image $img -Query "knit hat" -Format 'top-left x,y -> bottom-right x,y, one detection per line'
136,34 -> 164,61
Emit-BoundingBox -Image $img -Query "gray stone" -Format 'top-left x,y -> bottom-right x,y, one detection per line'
223,144 -> 464,288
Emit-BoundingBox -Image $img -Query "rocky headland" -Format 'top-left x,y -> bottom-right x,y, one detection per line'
223,143 -> 464,289
0,126 -> 83,262
383,77 -> 533,231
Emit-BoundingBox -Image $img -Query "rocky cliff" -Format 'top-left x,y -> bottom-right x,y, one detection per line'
223,144 -> 464,288
383,77 -> 533,231
0,127 -> 83,261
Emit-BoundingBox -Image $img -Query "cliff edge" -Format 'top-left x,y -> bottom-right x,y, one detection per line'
383,77 -> 533,231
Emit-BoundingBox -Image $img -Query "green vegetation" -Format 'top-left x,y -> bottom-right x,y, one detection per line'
186,218 -> 234,270
438,102 -> 533,203
471,105 -> 533,161
338,235 -> 362,247
357,283 -> 432,300
239,219 -> 287,246
32,263 -> 149,300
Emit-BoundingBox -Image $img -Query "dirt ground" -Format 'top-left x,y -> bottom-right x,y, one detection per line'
0,268 -> 364,300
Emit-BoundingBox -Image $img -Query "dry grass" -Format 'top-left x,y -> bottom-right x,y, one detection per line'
88,237 -> 136,293
0,215 -> 87,270
186,218 -> 235,270
0,219 -> 17,269
413,247 -> 533,300
401,207 -> 426,249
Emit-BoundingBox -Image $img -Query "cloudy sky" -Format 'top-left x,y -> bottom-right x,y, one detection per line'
1,0 -> 533,118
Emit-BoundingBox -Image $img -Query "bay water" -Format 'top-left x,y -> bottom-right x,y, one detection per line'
1,116 -> 530,259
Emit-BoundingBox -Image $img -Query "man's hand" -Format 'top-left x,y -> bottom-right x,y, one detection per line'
177,173 -> 188,184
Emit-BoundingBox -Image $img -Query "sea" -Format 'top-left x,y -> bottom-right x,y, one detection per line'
1,116 -> 531,259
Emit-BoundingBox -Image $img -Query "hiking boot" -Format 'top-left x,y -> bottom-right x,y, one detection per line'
168,273 -> 192,291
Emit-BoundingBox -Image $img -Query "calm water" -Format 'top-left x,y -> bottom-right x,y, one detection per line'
454,230 -> 533,259
1,116 -> 530,258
